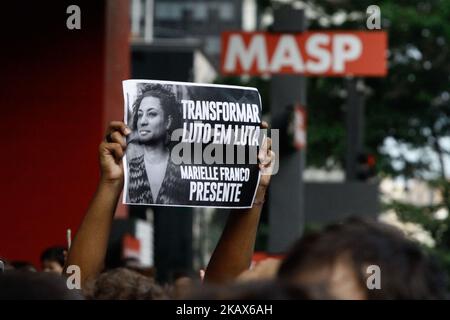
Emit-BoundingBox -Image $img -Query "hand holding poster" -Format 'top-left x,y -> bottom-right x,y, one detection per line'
122,80 -> 263,208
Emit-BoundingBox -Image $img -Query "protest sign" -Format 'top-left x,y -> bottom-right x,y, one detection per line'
123,80 -> 262,208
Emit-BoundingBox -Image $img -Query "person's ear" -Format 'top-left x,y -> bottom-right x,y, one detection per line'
166,115 -> 172,130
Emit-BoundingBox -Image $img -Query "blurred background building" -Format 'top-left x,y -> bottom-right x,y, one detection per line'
130,0 -> 257,68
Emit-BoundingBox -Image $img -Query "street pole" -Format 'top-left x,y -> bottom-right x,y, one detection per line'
268,6 -> 307,253
345,77 -> 366,181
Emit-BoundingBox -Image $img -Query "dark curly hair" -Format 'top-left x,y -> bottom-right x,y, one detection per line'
83,268 -> 168,300
130,83 -> 182,145
278,217 -> 449,299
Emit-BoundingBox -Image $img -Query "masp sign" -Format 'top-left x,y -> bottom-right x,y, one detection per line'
221,31 -> 387,77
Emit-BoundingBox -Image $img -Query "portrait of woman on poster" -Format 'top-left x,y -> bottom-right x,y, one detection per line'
127,84 -> 188,204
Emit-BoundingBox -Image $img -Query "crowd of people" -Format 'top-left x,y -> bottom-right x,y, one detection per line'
0,121 -> 448,300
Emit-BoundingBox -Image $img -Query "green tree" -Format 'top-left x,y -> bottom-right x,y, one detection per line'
300,0 -> 450,251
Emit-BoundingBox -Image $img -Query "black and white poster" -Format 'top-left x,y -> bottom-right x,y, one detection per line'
122,80 -> 263,209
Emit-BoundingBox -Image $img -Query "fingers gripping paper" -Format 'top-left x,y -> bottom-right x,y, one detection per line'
122,80 -> 262,209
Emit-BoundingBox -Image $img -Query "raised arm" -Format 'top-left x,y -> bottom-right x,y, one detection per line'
64,122 -> 130,287
204,123 -> 275,284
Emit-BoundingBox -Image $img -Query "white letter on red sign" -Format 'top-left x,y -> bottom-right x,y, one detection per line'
305,34 -> 331,73
224,34 -> 268,73
332,35 -> 362,72
270,35 -> 304,72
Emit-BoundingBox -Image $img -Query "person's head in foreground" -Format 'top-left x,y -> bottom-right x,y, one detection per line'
83,267 -> 168,300
0,271 -> 83,300
169,269 -> 202,299
188,280 -> 330,300
40,246 -> 67,274
131,84 -> 180,148
9,261 -> 37,272
278,217 -> 448,299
